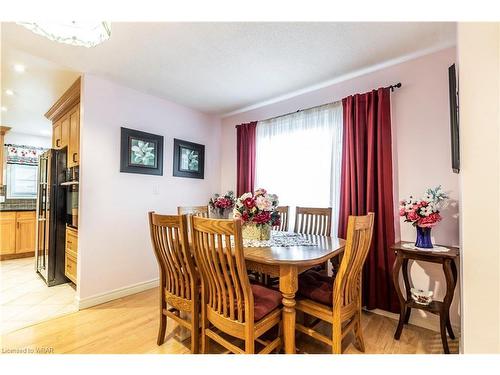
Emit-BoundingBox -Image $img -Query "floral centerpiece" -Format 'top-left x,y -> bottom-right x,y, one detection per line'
208,191 -> 236,218
233,188 -> 280,240
399,186 -> 449,248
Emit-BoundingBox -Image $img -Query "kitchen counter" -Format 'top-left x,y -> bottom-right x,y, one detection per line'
0,208 -> 36,212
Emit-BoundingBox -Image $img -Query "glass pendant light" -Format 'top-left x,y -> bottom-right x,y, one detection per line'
17,22 -> 111,48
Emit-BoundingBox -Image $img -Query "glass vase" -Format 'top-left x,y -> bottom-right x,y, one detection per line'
209,207 -> 232,219
242,223 -> 271,240
415,226 -> 433,249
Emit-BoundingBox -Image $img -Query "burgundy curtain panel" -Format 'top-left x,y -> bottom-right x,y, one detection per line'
236,121 -> 257,197
338,88 -> 399,313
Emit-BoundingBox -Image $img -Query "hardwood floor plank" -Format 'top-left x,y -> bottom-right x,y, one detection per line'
0,288 -> 459,354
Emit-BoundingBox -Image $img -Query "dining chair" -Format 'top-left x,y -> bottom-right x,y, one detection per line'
273,206 -> 290,231
177,205 -> 209,217
190,216 -> 283,354
148,212 -> 200,353
294,206 -> 332,236
294,212 -> 375,354
294,206 -> 333,273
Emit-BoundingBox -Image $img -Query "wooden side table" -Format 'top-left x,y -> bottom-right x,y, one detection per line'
391,241 -> 459,354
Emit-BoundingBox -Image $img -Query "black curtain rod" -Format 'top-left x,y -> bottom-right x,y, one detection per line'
251,82 -> 402,124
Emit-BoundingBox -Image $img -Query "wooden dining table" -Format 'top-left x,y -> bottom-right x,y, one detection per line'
243,234 -> 345,354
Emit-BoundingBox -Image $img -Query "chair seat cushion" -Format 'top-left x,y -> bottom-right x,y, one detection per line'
298,270 -> 334,306
251,284 -> 282,321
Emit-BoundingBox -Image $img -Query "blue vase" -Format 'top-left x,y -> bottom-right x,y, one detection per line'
415,226 -> 433,248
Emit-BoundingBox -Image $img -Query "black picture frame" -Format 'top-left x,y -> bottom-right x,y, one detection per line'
120,127 -> 163,176
172,138 -> 205,179
448,64 -> 460,174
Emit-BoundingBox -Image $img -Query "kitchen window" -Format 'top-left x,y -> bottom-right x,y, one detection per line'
6,163 -> 38,199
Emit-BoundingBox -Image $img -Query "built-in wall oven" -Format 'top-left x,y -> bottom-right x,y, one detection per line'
61,166 -> 79,229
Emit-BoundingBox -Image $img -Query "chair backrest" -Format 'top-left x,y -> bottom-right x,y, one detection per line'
294,206 -> 332,236
190,216 -> 253,323
333,212 -> 375,310
148,212 -> 197,300
177,205 -> 209,217
273,206 -> 290,231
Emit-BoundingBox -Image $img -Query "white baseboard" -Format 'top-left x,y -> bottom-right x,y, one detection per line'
369,308 -> 461,334
77,278 -> 159,309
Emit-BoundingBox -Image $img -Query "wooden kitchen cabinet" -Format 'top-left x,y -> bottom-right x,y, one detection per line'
65,226 -> 78,284
53,114 -> 69,150
0,212 -> 16,255
0,210 -> 36,259
46,77 -> 80,167
67,104 -> 80,168
15,211 -> 36,254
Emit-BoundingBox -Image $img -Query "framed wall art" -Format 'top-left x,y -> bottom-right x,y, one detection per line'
120,127 -> 163,175
172,138 -> 205,179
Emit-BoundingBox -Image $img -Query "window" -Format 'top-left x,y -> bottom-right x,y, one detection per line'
6,163 -> 38,199
255,102 -> 343,236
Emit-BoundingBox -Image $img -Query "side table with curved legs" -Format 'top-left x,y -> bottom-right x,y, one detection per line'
391,242 -> 459,354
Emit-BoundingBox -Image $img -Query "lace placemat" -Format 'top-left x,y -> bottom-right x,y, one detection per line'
241,231 -> 318,248
401,243 -> 450,253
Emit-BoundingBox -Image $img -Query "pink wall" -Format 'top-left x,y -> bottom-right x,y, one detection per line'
78,75 -> 221,304
220,47 -> 460,330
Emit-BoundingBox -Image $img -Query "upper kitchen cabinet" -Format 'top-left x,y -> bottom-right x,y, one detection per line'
45,77 -> 81,167
68,104 -> 80,168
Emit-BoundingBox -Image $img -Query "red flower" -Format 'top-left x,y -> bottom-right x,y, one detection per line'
253,211 -> 271,224
241,212 -> 249,222
399,208 -> 406,217
243,197 -> 255,209
418,212 -> 441,228
215,197 -> 233,209
272,217 -> 281,227
407,211 -> 419,222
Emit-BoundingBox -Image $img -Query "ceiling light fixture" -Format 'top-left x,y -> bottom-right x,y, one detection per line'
13,64 -> 26,73
17,21 -> 111,48
5,89 -> 14,96
1,107 -> 7,112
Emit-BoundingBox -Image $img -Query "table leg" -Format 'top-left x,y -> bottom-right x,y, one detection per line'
392,253 -> 406,340
446,260 -> 458,340
280,265 -> 298,354
402,259 -> 412,324
441,259 -> 456,353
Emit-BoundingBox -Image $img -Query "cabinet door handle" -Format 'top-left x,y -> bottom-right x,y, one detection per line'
56,139 -> 61,147
72,153 -> 77,162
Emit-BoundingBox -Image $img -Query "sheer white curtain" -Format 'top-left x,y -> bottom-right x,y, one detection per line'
255,102 -> 343,236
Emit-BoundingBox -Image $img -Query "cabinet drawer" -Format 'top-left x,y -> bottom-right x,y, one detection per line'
65,253 -> 77,284
66,227 -> 78,254
15,211 -> 36,220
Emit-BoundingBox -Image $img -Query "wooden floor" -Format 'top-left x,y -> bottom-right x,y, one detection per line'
0,288 -> 459,354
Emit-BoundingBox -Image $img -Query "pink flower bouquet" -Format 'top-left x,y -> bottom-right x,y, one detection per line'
233,189 -> 280,239
399,186 -> 448,228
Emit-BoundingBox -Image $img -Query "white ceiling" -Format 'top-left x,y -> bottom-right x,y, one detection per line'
1,22 -> 456,135
1,45 -> 80,136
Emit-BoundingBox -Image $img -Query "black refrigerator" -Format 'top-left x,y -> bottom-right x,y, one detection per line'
35,148 -> 68,286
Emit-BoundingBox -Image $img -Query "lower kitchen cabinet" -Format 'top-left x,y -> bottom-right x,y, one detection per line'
0,211 -> 36,259
65,226 -> 78,284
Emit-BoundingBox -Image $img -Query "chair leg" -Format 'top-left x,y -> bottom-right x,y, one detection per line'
191,309 -> 200,354
200,307 -> 207,354
245,326 -> 255,354
157,311 -> 167,346
353,315 -> 365,352
275,322 -> 283,354
332,320 -> 342,354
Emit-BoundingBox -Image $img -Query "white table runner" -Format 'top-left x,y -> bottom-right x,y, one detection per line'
401,243 -> 450,253
240,231 -> 318,248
